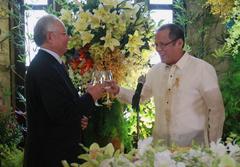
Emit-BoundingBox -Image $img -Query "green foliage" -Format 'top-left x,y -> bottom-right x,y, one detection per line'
0,112 -> 22,147
0,144 -> 23,167
225,132 -> 240,145
173,0 -> 190,35
83,99 -> 132,151
0,81 -> 23,166
225,0 -> 240,56
212,44 -> 231,58
0,80 -> 22,147
82,99 -> 155,152
220,54 -> 240,139
0,83 -> 11,105
123,100 -> 155,146
174,0 -> 223,59
215,0 -> 240,140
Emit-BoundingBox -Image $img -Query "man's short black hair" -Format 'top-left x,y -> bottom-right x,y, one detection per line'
157,23 -> 185,47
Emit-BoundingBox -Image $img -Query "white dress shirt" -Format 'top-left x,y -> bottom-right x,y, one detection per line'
118,52 -> 225,146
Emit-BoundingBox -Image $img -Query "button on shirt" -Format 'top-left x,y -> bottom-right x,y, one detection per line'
118,52 -> 225,146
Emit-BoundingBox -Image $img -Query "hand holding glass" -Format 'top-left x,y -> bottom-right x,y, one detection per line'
102,70 -> 113,105
91,71 -> 104,106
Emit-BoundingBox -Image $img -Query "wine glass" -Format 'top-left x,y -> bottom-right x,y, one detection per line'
91,71 -> 104,106
102,70 -> 113,105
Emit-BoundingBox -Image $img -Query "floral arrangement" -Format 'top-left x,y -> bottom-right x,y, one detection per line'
62,137 -> 240,167
58,0 -> 155,93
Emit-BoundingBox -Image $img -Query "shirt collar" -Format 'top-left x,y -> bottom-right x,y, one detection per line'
175,52 -> 190,70
40,47 -> 62,64
163,52 -> 190,70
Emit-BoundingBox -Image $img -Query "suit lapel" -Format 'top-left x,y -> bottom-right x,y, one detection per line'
37,50 -> 78,96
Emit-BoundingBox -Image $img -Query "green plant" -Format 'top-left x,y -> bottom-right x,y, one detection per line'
226,132 -> 240,145
0,82 -> 23,166
124,100 -> 155,146
0,144 -> 23,167
174,0 -> 224,59
0,112 -> 22,147
0,80 -> 22,147
83,99 -> 132,151
207,0 -> 240,140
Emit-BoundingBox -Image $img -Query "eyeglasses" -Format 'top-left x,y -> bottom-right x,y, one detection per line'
49,31 -> 68,36
155,38 -> 178,49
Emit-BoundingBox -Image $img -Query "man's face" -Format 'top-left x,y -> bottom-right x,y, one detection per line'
48,21 -> 69,56
155,29 -> 182,65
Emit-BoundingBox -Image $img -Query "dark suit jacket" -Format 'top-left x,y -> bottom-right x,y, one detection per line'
24,49 -> 95,167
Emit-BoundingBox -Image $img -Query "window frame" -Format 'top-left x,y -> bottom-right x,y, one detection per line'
12,0 -> 53,113
147,0 -> 175,65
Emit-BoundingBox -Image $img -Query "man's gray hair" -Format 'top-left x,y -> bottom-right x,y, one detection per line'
33,14 -> 60,46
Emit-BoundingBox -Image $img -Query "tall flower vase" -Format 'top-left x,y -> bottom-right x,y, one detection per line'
82,99 -> 131,151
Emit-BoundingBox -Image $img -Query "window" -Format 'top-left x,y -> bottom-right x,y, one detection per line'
150,0 -> 173,4
25,0 -> 48,5
24,0 -> 51,66
149,0 -> 174,65
25,10 -> 48,66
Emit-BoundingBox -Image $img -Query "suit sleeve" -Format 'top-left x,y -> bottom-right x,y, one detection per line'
117,71 -> 153,104
37,65 -> 95,125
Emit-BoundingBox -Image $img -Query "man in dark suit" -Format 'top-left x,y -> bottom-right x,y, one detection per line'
24,15 -> 105,167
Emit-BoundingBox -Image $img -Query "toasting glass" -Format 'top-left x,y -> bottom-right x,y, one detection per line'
102,70 -> 113,105
91,71 -> 104,106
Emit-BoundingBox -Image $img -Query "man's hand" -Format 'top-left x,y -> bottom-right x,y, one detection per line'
87,84 -> 105,101
81,116 -> 88,130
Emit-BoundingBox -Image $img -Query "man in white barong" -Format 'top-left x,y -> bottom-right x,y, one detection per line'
108,23 -> 225,147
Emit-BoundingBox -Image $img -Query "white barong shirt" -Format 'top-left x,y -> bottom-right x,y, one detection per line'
118,52 -> 225,146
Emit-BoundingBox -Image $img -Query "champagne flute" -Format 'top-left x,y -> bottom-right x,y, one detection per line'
102,70 -> 113,105
91,71 -> 104,106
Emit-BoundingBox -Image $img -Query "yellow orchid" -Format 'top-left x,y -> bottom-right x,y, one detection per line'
101,30 -> 120,51
73,18 -> 88,32
67,34 -> 82,49
93,5 -> 110,20
112,20 -> 126,40
89,15 -> 101,29
125,30 -> 144,55
106,12 -> 118,25
80,31 -> 94,46
123,4 -> 140,23
73,11 -> 92,32
100,0 -> 119,8
59,9 -> 72,24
